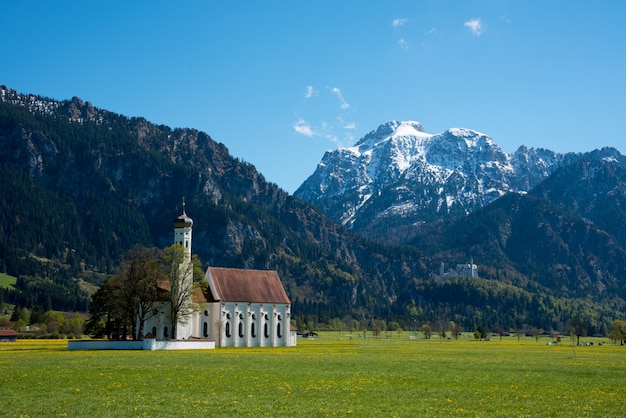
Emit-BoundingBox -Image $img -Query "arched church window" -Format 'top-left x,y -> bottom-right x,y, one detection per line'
225,322 -> 231,338
203,322 -> 208,338
251,323 -> 256,338
164,327 -> 169,339
204,310 -> 209,316
264,323 -> 269,339
239,313 -> 244,320
251,313 -> 256,320
151,326 -> 156,336
277,323 -> 282,338
239,322 -> 244,338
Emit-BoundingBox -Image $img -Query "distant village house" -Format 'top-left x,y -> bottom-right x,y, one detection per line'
0,329 -> 18,342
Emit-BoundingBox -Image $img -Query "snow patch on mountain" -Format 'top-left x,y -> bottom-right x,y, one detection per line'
294,120 -> 625,233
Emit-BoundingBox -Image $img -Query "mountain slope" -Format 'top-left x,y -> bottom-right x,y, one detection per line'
295,120 -> 626,243
2,86 -> 625,334
410,191 -> 626,299
529,158 -> 626,249
0,86 -> 428,320
401,187 -> 626,335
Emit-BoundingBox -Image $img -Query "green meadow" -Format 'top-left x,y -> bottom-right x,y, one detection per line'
0,272 -> 17,289
1,334 -> 624,417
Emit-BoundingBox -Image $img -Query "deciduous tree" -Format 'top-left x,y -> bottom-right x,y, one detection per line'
609,320 -> 626,345
118,246 -> 164,340
161,244 -> 203,339
85,246 -> 164,340
567,314 -> 586,345
530,327 -> 543,342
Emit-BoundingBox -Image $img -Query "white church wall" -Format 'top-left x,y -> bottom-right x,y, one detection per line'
216,302 -> 291,347
143,303 -> 170,340
196,304 -> 212,339
176,313 -> 195,340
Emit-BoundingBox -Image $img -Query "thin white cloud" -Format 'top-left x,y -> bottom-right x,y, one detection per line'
392,18 -> 408,28
293,87 -> 356,148
421,28 -> 438,51
305,85 -> 318,99
398,38 -> 409,50
293,119 -> 314,137
331,87 -> 350,109
464,18 -> 483,36
337,116 -> 356,131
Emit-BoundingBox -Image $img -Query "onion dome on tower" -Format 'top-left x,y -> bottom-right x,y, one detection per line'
174,202 -> 193,228
173,201 -> 193,260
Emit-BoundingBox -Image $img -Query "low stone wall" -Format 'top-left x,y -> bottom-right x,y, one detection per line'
68,339 -> 215,351
68,340 -> 143,350
143,338 -> 215,351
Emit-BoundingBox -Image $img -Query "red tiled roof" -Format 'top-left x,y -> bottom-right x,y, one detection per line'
158,280 -> 207,304
192,283 -> 208,303
206,267 -> 290,304
0,330 -> 18,337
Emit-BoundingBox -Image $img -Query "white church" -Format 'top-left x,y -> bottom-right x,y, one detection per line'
143,205 -> 297,348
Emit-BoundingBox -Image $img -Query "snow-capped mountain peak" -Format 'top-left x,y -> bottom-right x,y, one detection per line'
294,120 -> 625,237
352,120 -> 430,155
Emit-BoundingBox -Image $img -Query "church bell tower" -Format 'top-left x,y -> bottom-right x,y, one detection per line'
173,201 -> 193,261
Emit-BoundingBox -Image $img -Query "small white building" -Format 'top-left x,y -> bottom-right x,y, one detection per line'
436,258 -> 479,279
454,258 -> 479,278
143,205 -> 296,347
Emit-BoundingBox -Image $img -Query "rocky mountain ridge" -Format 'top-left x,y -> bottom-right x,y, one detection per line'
295,120 -> 625,242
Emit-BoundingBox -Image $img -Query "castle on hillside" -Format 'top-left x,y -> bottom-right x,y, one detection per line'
143,204 -> 297,347
434,259 -> 479,279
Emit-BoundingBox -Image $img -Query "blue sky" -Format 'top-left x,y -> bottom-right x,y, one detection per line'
2,1 -> 625,193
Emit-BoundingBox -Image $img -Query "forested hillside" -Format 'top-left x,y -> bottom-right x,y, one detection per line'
0,87 -> 428,324
1,86 -> 625,334
405,191 -> 626,335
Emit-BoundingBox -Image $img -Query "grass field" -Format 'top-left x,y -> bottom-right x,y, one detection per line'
0,272 -> 17,290
1,334 -> 624,417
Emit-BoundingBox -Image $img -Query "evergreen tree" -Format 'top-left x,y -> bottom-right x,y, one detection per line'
10,304 -> 22,322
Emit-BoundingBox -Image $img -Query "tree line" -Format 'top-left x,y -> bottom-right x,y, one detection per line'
2,304 -> 85,339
